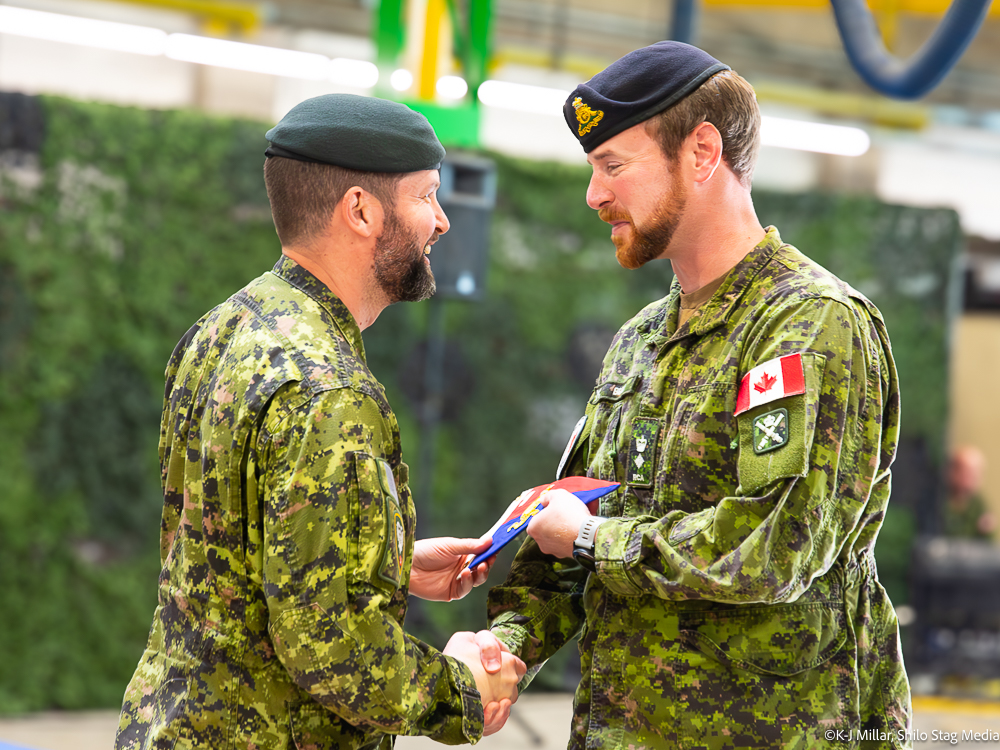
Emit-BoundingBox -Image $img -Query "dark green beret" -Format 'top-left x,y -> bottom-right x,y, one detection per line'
265,93 -> 445,172
564,41 -> 730,153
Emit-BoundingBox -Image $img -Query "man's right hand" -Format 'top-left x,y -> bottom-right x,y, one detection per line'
444,631 -> 527,736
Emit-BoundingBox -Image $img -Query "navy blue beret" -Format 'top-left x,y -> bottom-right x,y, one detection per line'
564,41 -> 730,153
265,93 -> 445,173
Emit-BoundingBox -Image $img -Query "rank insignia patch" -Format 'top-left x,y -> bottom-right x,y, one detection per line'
752,408 -> 789,454
629,417 -> 660,487
572,97 -> 604,136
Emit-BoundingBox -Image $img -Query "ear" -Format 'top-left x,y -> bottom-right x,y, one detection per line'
689,121 -> 723,184
340,186 -> 383,239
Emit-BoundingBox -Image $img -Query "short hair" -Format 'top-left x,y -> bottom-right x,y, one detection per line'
644,70 -> 761,189
263,157 -> 404,247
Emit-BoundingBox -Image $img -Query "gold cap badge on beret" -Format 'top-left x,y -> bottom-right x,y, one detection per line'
572,97 -> 604,137
564,42 -> 729,153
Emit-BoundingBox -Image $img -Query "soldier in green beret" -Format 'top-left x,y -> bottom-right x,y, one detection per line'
115,93 -> 525,750
484,41 -> 912,748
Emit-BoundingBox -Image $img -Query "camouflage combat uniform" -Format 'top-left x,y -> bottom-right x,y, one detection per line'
488,227 -> 912,749
117,256 -> 484,750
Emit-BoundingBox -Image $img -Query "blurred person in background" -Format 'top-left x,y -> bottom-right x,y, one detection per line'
115,94 -> 524,750
944,444 -> 995,540
482,41 -> 911,748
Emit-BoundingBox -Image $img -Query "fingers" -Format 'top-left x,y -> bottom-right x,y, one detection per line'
438,536 -> 491,555
496,651 -> 526,702
514,654 -> 528,680
505,651 -> 528,683
537,488 -> 575,507
483,700 -> 499,727
470,559 -> 492,587
451,567 -> 474,601
476,535 -> 494,551
475,629 -> 503,673
483,698 -> 512,737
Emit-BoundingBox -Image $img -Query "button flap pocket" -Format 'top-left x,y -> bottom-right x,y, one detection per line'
591,374 -> 641,404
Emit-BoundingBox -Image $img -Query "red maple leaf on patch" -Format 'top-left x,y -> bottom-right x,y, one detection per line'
754,372 -> 777,394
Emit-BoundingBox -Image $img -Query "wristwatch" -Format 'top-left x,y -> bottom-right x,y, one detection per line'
572,516 -> 606,573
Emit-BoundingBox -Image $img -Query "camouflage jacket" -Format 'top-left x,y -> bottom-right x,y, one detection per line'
488,228 -> 912,749
116,256 -> 484,750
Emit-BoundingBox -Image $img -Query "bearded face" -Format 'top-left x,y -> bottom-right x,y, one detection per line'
373,205 -> 437,303
599,177 -> 688,270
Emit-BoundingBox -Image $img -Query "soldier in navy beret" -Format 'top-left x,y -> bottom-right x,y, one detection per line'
116,93 -> 528,749
489,41 -> 912,749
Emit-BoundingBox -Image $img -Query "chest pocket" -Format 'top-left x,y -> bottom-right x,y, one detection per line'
660,380 -> 739,515
585,375 -> 642,511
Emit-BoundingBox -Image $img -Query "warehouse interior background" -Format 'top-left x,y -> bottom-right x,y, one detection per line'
5,0 -> 1000,492
4,0 -> 1000,737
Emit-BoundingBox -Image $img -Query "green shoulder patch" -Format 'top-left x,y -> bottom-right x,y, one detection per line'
376,458 -> 405,587
752,408 -> 789,454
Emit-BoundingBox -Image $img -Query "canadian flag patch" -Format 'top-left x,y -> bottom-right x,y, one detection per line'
734,353 -> 805,416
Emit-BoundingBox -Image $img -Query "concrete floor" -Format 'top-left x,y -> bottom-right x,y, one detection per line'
3,694 -> 1000,750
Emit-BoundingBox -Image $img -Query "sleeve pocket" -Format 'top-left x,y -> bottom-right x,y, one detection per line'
350,452 -> 403,591
736,352 -> 825,496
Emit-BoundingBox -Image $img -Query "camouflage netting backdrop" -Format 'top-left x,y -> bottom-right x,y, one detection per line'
0,92 -> 961,711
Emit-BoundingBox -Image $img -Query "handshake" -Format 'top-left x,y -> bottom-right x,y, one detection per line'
411,490 -> 603,736
443,630 -> 527,736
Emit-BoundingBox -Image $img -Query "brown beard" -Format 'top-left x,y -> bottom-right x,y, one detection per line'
374,207 -> 437,303
599,179 -> 688,270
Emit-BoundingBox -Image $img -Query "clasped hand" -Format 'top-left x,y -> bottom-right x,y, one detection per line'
444,630 -> 526,736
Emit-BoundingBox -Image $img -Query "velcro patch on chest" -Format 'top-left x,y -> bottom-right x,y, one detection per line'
628,417 -> 660,488
735,353 -> 805,416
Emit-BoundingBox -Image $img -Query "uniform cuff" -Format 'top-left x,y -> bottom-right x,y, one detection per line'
443,655 -> 485,744
488,620 -> 530,657
593,518 -> 645,597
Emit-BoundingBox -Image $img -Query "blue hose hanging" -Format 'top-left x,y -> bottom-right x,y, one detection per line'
829,0 -> 992,99
671,0 -> 698,44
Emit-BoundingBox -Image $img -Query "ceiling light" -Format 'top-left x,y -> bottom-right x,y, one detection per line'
390,68 -> 413,92
436,75 -> 468,100
329,57 -> 378,88
477,80 -> 568,116
165,34 -> 330,80
761,115 -> 870,157
0,5 -> 167,56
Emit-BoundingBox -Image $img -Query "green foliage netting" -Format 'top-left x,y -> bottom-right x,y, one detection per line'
0,96 -> 960,711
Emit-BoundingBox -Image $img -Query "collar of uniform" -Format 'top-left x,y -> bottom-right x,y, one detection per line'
270,254 -> 367,361
637,226 -> 785,347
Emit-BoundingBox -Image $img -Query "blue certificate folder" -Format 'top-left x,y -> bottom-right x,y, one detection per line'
467,477 -> 619,569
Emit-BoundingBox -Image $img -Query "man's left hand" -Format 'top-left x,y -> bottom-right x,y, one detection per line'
526,489 -> 592,559
410,537 -> 494,601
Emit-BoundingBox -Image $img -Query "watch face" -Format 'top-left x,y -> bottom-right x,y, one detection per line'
572,548 -> 597,573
